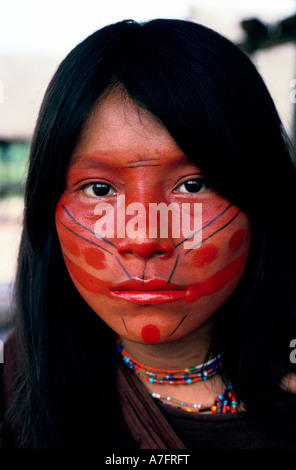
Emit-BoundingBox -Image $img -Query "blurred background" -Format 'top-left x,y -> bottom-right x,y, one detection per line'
0,0 -> 296,341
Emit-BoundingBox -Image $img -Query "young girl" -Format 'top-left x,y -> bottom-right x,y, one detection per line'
1,18 -> 296,449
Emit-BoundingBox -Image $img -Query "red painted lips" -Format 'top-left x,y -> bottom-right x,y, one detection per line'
112,279 -> 186,291
110,279 -> 187,304
110,255 -> 246,304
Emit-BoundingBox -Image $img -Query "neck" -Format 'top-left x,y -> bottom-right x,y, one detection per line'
119,320 -> 213,370
118,320 -> 239,414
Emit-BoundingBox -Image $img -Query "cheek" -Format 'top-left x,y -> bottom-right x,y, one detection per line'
58,229 -> 81,257
63,254 -> 110,294
191,244 -> 219,267
55,198 -> 111,294
184,214 -> 250,300
56,197 -> 103,238
229,228 -> 246,251
83,247 -> 106,270
185,254 -> 247,302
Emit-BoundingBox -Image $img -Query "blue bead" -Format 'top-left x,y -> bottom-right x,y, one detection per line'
149,378 -> 154,383
169,374 -> 173,380
187,379 -> 192,384
184,374 -> 188,379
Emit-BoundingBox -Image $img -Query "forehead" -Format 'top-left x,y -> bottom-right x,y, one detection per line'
71,88 -> 188,167
85,89 -> 166,135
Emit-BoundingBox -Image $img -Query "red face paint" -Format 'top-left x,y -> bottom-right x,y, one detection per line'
62,238 -> 80,256
64,254 -> 110,294
186,254 -> 246,302
192,244 -> 219,267
55,89 -> 251,345
110,279 -> 187,303
229,229 -> 245,251
110,255 -> 247,304
57,223 -> 81,256
141,324 -> 160,342
83,247 -> 106,269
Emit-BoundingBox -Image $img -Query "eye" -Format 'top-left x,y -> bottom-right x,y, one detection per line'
174,178 -> 210,194
81,182 -> 117,197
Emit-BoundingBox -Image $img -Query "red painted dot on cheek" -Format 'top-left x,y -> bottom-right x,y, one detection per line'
141,325 -> 160,343
229,229 -> 245,251
83,247 -> 106,269
192,244 -> 219,267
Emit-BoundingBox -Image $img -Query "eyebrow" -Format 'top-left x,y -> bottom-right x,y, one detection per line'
124,164 -> 161,169
125,157 -> 161,169
70,152 -> 193,169
71,155 -> 162,168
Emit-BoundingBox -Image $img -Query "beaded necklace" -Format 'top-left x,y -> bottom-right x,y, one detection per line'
150,383 -> 237,414
117,337 -> 238,414
116,337 -> 222,385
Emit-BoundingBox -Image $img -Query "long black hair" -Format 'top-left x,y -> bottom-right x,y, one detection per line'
5,18 -> 296,447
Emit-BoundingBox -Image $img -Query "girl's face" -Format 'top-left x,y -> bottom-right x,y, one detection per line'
55,89 -> 251,344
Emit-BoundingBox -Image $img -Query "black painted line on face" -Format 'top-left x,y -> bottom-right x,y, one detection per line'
114,255 -> 135,282
141,261 -> 147,285
167,254 -> 180,284
125,164 -> 161,169
127,158 -> 160,163
57,218 -> 114,255
58,218 -> 134,281
61,205 -> 117,249
167,315 -> 187,338
185,209 -> 241,255
122,317 -> 129,333
175,203 -> 233,249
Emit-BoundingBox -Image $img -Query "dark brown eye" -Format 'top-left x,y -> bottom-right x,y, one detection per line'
176,178 -> 209,194
92,183 -> 111,196
82,182 -> 116,197
184,180 -> 203,192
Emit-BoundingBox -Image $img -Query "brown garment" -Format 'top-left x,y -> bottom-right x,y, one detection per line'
117,359 -> 186,448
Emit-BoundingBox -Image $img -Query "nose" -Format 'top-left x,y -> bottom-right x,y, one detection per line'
117,239 -> 174,260
116,188 -> 176,260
